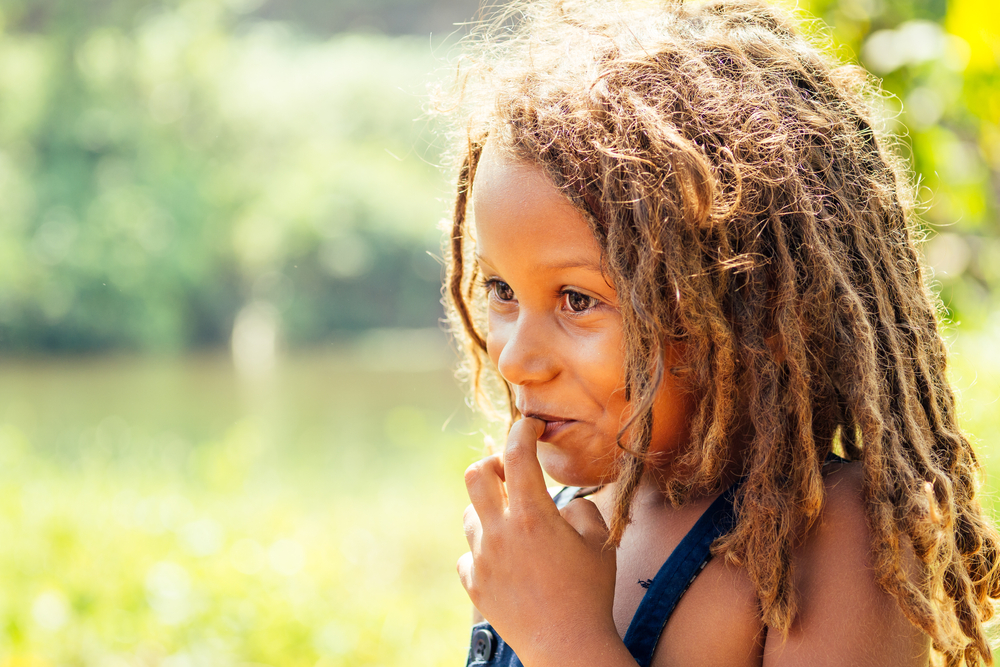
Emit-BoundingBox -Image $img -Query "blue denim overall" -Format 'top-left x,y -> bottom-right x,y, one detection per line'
464,483 -> 741,667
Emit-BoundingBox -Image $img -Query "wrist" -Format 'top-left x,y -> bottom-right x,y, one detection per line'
519,622 -> 635,667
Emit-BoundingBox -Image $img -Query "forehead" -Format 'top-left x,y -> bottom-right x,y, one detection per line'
472,144 -> 602,267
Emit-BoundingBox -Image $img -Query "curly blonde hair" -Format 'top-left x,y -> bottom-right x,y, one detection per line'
439,0 -> 1000,663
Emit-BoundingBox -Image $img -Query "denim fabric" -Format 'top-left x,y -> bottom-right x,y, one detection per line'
466,620 -> 523,667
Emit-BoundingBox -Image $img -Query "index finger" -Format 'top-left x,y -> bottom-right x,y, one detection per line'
503,418 -> 550,510
465,453 -> 507,521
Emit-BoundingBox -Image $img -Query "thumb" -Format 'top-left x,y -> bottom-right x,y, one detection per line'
560,498 -> 612,552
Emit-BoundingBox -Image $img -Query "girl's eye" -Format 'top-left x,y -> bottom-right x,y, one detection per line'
565,290 -> 597,313
486,279 -> 514,302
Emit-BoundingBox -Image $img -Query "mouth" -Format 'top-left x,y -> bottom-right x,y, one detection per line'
522,411 -> 577,441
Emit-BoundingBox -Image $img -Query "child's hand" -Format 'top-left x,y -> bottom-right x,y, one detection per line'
457,418 -> 624,667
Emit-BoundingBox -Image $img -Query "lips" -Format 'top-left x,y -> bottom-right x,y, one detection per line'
519,410 -> 577,441
539,420 -> 575,441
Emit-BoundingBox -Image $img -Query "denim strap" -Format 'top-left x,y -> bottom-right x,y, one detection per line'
621,483 -> 741,667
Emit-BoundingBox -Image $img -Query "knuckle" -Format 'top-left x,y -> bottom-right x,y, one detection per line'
561,498 -> 604,530
463,520 -> 482,539
457,559 -> 488,605
464,460 -> 485,486
457,556 -> 473,587
509,505 -> 542,532
561,498 -> 587,518
465,581 -> 481,605
504,440 -> 526,467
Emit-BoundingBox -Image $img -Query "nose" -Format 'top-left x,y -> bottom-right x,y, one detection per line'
490,312 -> 558,387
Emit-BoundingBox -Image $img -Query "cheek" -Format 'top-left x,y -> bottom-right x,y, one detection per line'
583,333 -> 626,398
484,315 -> 505,367
569,331 -> 629,429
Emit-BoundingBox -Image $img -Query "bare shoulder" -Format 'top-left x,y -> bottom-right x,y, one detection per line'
762,460 -> 930,667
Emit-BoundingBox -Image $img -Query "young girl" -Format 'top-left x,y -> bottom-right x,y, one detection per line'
441,0 -> 1000,665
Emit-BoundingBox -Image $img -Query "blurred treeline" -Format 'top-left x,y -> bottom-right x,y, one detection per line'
0,0 -> 996,354
0,0 -> 475,353
810,0 -> 1000,330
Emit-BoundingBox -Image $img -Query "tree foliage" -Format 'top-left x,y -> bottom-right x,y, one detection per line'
0,1 -> 447,352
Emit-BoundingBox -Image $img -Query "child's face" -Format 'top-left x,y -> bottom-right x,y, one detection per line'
473,145 -> 694,486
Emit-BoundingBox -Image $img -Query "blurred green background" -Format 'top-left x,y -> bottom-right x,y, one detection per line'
0,0 -> 996,664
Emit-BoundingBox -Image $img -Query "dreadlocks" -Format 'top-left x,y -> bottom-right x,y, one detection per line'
441,0 -> 1000,663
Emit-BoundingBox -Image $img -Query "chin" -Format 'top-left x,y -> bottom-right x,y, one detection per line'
537,443 -> 615,488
